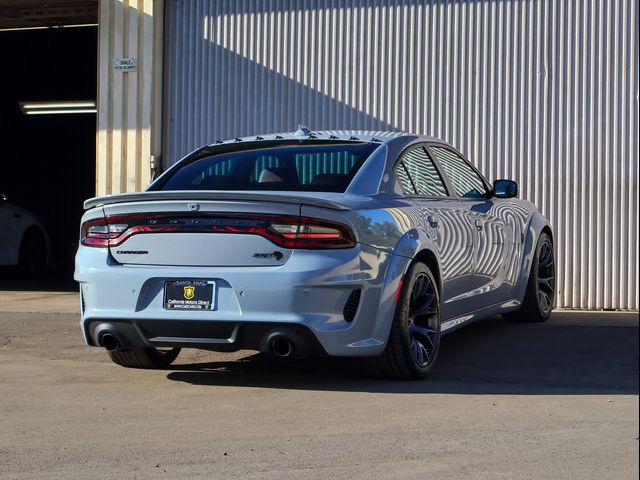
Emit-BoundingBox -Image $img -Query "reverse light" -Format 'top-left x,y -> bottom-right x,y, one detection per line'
80,214 -> 355,249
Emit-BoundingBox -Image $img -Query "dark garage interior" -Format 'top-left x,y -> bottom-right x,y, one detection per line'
0,25 -> 97,281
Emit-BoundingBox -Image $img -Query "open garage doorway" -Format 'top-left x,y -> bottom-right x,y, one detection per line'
0,2 -> 97,288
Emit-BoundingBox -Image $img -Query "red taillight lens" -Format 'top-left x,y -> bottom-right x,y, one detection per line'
80,214 -> 179,247
80,214 -> 355,249
274,219 -> 355,248
80,218 -> 118,247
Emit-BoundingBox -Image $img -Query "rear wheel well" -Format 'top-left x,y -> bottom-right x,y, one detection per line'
21,226 -> 45,245
541,226 -> 553,245
19,226 -> 47,273
20,226 -> 46,256
412,250 -> 441,295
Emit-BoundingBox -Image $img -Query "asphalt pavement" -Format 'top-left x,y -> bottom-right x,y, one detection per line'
0,289 -> 638,479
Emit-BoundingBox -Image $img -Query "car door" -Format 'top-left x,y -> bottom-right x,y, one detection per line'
427,145 -> 514,307
394,144 -> 478,320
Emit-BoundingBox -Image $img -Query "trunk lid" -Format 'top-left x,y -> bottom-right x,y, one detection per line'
102,198 -> 302,267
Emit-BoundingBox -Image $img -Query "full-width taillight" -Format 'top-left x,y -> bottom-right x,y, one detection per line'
80,214 -> 355,249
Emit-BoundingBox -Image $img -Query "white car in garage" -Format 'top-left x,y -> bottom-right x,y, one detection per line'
0,194 -> 49,274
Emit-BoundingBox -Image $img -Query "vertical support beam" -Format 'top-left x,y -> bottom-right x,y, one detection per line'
151,0 -> 164,177
96,0 -> 163,195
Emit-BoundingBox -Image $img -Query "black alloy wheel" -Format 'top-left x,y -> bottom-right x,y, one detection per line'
536,238 -> 556,316
407,271 -> 440,369
504,232 -> 555,323
363,262 -> 441,380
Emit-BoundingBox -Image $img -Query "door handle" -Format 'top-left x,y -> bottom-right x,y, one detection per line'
427,214 -> 439,228
474,219 -> 483,230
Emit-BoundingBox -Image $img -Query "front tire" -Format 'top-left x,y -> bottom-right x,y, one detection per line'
363,262 -> 441,380
504,232 -> 555,323
108,347 -> 181,369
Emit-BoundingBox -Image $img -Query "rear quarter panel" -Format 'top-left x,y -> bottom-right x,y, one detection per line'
301,200 -> 437,346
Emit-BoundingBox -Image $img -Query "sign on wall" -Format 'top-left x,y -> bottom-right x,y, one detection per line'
112,57 -> 136,72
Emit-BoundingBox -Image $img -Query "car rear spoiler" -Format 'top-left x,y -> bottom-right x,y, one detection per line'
83,191 -> 350,211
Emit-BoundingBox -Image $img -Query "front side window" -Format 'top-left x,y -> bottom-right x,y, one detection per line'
396,146 -> 448,197
430,146 -> 488,198
156,142 -> 380,193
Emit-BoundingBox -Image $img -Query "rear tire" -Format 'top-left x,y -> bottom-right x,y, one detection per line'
362,262 -> 441,380
504,232 -> 555,323
108,347 -> 181,369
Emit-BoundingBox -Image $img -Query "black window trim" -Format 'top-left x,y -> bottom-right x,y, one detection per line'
398,160 -> 418,195
424,143 -> 493,200
392,143 -> 452,198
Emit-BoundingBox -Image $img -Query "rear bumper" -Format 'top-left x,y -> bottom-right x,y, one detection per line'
84,318 -> 328,355
75,243 -> 406,356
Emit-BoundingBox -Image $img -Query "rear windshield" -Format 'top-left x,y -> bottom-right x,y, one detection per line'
156,142 -> 380,193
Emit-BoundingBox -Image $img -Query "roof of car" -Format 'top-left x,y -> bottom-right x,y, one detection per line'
206,129 -> 447,147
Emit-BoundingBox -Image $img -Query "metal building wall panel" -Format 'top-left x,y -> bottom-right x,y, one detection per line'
97,0 -> 157,195
164,0 -> 639,310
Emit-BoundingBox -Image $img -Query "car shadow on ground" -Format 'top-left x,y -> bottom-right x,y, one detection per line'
166,312 -> 639,395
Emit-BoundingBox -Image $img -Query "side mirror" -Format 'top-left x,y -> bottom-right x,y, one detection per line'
493,179 -> 518,199
0,193 -> 7,204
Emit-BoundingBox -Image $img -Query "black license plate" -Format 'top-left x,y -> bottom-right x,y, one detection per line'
164,280 -> 215,311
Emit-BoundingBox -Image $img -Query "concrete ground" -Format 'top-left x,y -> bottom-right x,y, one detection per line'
0,290 -> 638,480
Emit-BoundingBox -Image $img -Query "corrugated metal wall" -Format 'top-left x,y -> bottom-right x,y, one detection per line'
97,0 -> 156,195
164,0 -> 639,310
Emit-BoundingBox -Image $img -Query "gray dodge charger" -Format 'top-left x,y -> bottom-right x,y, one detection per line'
74,128 -> 555,379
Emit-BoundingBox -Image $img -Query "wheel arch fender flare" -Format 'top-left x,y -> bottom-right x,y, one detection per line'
393,228 -> 443,289
370,229 -> 442,347
515,212 -> 554,303
20,224 -> 50,263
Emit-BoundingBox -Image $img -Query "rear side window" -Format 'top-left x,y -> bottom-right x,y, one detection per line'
158,143 -> 379,193
395,146 -> 448,197
430,146 -> 489,198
